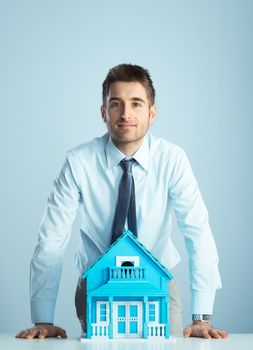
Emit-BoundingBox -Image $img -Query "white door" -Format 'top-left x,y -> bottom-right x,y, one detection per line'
113,301 -> 142,338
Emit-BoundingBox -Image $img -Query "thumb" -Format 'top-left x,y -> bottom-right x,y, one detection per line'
58,328 -> 67,339
183,326 -> 192,338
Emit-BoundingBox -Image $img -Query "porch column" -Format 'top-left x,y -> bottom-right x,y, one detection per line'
143,296 -> 148,338
165,296 -> 170,339
109,297 -> 113,339
87,296 -> 92,339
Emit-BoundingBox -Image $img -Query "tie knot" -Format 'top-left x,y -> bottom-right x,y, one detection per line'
120,158 -> 134,173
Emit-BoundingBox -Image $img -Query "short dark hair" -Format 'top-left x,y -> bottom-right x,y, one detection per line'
102,64 -> 155,106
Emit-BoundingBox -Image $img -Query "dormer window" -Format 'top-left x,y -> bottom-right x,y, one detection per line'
116,256 -> 139,267
121,261 -> 134,267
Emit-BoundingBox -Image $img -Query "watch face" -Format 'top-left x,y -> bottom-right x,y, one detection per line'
203,315 -> 211,321
192,314 -> 211,321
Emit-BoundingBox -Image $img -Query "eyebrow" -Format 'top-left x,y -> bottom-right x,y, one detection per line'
108,97 -> 146,103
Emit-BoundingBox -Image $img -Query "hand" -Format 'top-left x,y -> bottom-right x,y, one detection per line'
184,321 -> 229,339
15,324 -> 67,339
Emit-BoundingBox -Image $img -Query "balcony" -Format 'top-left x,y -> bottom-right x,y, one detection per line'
109,266 -> 146,280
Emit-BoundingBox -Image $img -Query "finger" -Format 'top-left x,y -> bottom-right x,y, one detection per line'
209,328 -> 221,339
55,327 -> 67,338
217,329 -> 229,339
38,328 -> 48,339
20,330 -> 32,339
183,326 -> 192,338
202,329 -> 211,339
15,330 -> 25,338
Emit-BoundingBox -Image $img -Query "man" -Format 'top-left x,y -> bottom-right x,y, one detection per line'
16,64 -> 228,340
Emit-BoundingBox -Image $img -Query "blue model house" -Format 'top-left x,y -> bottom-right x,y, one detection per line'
81,230 -> 173,339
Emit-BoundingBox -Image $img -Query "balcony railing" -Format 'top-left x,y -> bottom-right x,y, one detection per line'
91,322 -> 166,338
148,324 -> 166,338
91,323 -> 109,338
109,266 -> 146,280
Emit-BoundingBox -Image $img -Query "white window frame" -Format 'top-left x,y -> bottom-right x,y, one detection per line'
148,301 -> 159,324
96,301 -> 109,324
116,256 -> 140,267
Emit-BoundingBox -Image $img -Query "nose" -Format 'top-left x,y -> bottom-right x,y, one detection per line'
121,103 -> 131,120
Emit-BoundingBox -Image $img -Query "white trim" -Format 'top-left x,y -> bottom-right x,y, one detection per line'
91,323 -> 109,338
116,256 -> 140,267
148,324 -> 166,338
96,301 -> 109,324
113,301 -> 142,338
148,301 -> 159,324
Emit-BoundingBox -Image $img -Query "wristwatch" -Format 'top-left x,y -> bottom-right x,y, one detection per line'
192,314 -> 211,325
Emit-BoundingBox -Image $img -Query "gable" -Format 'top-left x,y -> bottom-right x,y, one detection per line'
82,231 -> 173,292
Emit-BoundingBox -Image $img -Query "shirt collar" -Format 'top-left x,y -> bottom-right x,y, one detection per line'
105,134 -> 150,171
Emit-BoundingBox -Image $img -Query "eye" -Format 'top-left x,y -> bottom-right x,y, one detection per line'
109,101 -> 120,108
132,102 -> 142,108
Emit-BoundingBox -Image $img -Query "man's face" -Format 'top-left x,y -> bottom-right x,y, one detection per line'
101,81 -> 156,149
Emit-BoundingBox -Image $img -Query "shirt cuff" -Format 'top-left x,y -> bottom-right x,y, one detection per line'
191,289 -> 216,315
31,300 -> 56,324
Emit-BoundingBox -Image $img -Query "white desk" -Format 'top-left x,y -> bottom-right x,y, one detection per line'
1,334 -> 253,350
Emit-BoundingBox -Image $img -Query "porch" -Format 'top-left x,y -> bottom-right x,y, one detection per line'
87,297 -> 169,339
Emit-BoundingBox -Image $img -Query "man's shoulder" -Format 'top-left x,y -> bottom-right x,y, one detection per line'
66,133 -> 108,160
149,133 -> 185,158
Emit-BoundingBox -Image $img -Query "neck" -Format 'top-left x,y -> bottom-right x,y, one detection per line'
112,138 -> 144,156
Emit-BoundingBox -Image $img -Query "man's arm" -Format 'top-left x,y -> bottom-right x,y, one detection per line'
169,147 -> 228,339
16,151 -> 81,339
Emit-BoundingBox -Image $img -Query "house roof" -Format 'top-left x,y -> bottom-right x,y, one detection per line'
82,230 -> 173,280
89,281 -> 169,297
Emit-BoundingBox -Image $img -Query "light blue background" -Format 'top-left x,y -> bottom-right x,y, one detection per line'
0,0 -> 252,335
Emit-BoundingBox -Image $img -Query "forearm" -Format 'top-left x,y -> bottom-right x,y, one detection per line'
184,222 -> 222,313
30,246 -> 65,324
191,289 -> 216,315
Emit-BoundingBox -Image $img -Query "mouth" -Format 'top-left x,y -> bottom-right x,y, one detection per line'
117,123 -> 137,129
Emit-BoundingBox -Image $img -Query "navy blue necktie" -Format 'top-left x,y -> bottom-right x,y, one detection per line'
111,158 -> 137,243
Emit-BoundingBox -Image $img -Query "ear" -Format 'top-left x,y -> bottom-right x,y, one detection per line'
149,104 -> 157,125
101,105 -> 107,123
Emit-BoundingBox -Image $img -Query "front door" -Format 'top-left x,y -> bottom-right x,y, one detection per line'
113,301 -> 142,338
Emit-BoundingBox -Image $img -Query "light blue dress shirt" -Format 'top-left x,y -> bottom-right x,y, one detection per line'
30,132 -> 222,324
